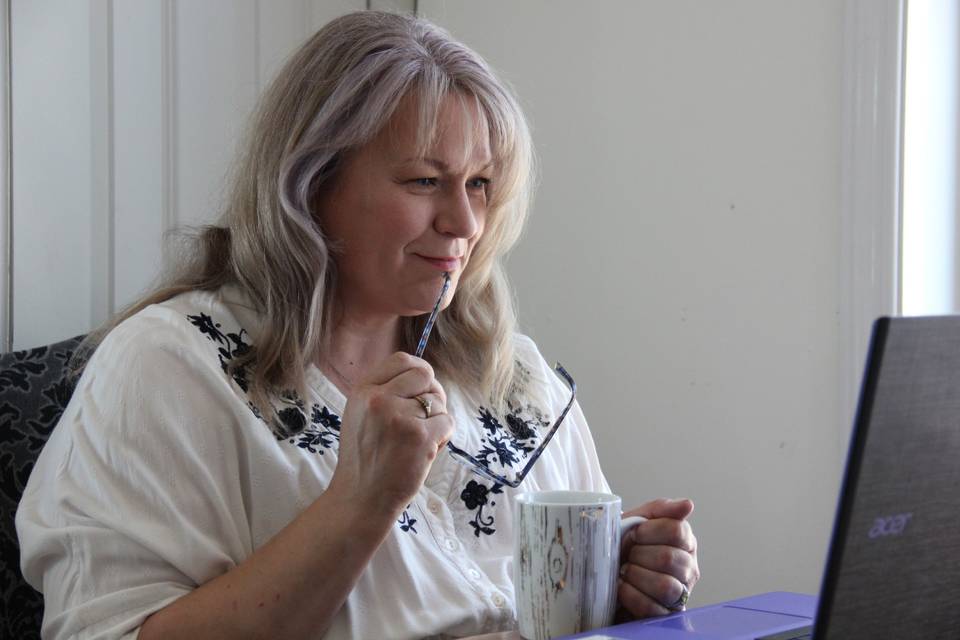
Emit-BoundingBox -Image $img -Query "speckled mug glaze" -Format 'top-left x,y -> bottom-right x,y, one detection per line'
514,491 -> 645,640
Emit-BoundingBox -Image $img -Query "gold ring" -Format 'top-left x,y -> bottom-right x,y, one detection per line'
415,394 -> 432,418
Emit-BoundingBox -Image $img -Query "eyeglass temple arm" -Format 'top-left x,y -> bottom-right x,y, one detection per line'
445,362 -> 577,489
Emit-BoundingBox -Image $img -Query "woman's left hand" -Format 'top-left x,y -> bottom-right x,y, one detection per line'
617,498 -> 700,619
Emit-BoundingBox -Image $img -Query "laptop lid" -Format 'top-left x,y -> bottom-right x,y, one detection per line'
564,315 -> 960,640
813,316 -> 960,637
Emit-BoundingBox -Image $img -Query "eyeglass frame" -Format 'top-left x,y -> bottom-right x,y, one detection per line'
445,362 -> 576,488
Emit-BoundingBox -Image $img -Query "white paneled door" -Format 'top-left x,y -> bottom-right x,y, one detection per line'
9,0 -> 365,350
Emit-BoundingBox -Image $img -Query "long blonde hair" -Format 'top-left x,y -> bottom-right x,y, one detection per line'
77,10 -> 535,425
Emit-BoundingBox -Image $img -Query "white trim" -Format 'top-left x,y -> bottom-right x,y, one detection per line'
161,0 -> 177,266
90,0 -> 115,323
840,0 -> 905,451
0,0 -> 11,351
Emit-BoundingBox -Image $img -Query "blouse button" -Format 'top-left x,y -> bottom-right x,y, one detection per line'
428,500 -> 441,514
468,568 -> 482,581
444,537 -> 459,551
492,593 -> 506,608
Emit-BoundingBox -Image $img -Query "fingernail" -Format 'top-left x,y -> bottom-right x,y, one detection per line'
619,564 -> 628,576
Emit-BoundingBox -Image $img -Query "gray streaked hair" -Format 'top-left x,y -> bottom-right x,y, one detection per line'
77,10 -> 536,426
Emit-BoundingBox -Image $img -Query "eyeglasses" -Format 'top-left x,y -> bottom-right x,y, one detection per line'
416,272 -> 576,488
446,363 -> 576,488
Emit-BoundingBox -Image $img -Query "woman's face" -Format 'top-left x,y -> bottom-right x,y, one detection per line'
318,93 -> 492,320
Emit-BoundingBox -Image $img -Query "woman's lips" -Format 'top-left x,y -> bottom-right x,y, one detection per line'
417,255 -> 461,271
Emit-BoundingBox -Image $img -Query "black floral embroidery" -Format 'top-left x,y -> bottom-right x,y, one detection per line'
310,405 -> 342,448
186,312 -> 312,439
461,479 -> 490,510
474,406 -> 544,469
398,508 -> 418,533
460,479 -> 503,537
477,433 -> 520,468
187,313 -> 252,392
277,407 -> 306,434
457,363 -> 552,538
476,407 -> 500,435
282,404 -> 342,455
187,312 -> 221,342
506,412 -> 537,441
183,312 -> 400,534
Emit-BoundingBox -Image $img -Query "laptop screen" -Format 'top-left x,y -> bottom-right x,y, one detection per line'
816,316 -> 960,637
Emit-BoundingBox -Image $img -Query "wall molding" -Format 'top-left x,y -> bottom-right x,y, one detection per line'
1,0 -> 11,352
90,0 -> 115,327
840,0 -> 905,452
161,0 -> 177,270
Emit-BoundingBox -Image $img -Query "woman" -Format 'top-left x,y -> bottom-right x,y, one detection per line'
17,10 -> 699,639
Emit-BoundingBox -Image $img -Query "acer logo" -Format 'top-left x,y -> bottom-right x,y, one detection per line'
868,513 -> 913,538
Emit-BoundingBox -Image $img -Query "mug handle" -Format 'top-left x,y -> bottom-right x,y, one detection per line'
620,515 -> 647,539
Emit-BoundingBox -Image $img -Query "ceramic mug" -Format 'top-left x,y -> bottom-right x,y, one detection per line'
514,491 -> 645,639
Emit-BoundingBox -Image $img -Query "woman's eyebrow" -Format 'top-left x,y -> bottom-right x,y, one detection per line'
398,157 -> 494,172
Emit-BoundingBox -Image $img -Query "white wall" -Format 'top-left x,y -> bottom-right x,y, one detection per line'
422,0 -> 846,605
12,0 -> 96,347
8,0 -> 903,610
10,0 -> 367,349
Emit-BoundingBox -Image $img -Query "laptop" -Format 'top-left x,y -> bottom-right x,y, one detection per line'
562,315 -> 960,639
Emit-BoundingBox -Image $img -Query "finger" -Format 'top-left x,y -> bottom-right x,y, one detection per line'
361,353 -> 449,411
424,378 -> 447,410
620,564 -> 688,611
411,378 -> 447,411
628,544 -> 699,587
381,367 -> 448,411
381,366 -> 437,399
624,498 -> 694,522
616,576 -> 671,619
423,413 -> 456,450
410,391 -> 448,419
628,518 -> 696,553
364,352 -> 435,386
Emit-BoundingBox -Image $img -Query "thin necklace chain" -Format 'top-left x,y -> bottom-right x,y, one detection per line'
326,358 -> 356,390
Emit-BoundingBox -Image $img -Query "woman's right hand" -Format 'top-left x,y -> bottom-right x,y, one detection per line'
140,351 -> 453,640
328,352 -> 455,516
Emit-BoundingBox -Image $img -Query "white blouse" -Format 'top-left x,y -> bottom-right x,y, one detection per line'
16,287 -> 610,640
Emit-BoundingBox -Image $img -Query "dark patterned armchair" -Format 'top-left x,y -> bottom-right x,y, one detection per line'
0,335 -> 84,640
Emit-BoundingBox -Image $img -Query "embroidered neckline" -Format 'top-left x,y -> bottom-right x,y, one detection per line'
455,387 -> 551,538
185,311 -> 417,534
186,310 -> 555,540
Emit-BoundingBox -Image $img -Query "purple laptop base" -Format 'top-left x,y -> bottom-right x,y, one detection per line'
560,592 -> 817,640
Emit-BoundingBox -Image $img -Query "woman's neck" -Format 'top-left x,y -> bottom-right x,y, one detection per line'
320,306 -> 403,393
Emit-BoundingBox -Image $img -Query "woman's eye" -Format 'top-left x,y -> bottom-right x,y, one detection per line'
468,177 -> 491,190
410,177 -> 438,187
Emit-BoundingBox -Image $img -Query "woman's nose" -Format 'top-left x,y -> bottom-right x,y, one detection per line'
434,186 -> 481,239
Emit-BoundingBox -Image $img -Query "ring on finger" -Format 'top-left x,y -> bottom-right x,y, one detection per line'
667,582 -> 690,611
414,394 -> 432,418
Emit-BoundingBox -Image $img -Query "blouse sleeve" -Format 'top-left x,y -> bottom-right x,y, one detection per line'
16,309 -> 256,640
514,334 -> 612,495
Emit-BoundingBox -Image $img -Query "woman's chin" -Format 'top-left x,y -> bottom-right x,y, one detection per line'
399,293 -> 455,318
